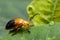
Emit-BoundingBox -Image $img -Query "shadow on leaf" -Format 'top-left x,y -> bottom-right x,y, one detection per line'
9,28 -> 31,36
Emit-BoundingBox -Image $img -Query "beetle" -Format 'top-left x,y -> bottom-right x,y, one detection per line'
6,18 -> 31,33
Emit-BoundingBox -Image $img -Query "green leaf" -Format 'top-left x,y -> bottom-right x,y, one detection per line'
0,23 -> 60,40
0,0 -> 60,40
53,0 -> 60,22
27,0 -> 60,26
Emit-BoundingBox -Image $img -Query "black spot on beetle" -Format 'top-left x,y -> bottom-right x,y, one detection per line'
6,20 -> 15,29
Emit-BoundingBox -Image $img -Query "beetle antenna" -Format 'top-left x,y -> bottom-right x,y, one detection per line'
30,12 -> 40,21
28,12 -> 40,26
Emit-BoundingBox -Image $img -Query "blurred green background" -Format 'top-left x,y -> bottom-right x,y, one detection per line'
0,0 -> 60,40
27,0 -> 60,26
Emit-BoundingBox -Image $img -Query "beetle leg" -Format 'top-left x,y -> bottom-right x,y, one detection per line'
16,26 -> 22,31
27,30 -> 30,33
26,27 -> 30,33
9,29 -> 16,34
16,28 -> 20,31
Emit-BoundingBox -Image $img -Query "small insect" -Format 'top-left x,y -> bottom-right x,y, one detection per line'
6,18 -> 31,33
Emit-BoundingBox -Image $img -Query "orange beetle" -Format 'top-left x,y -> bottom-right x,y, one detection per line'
6,18 -> 30,33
